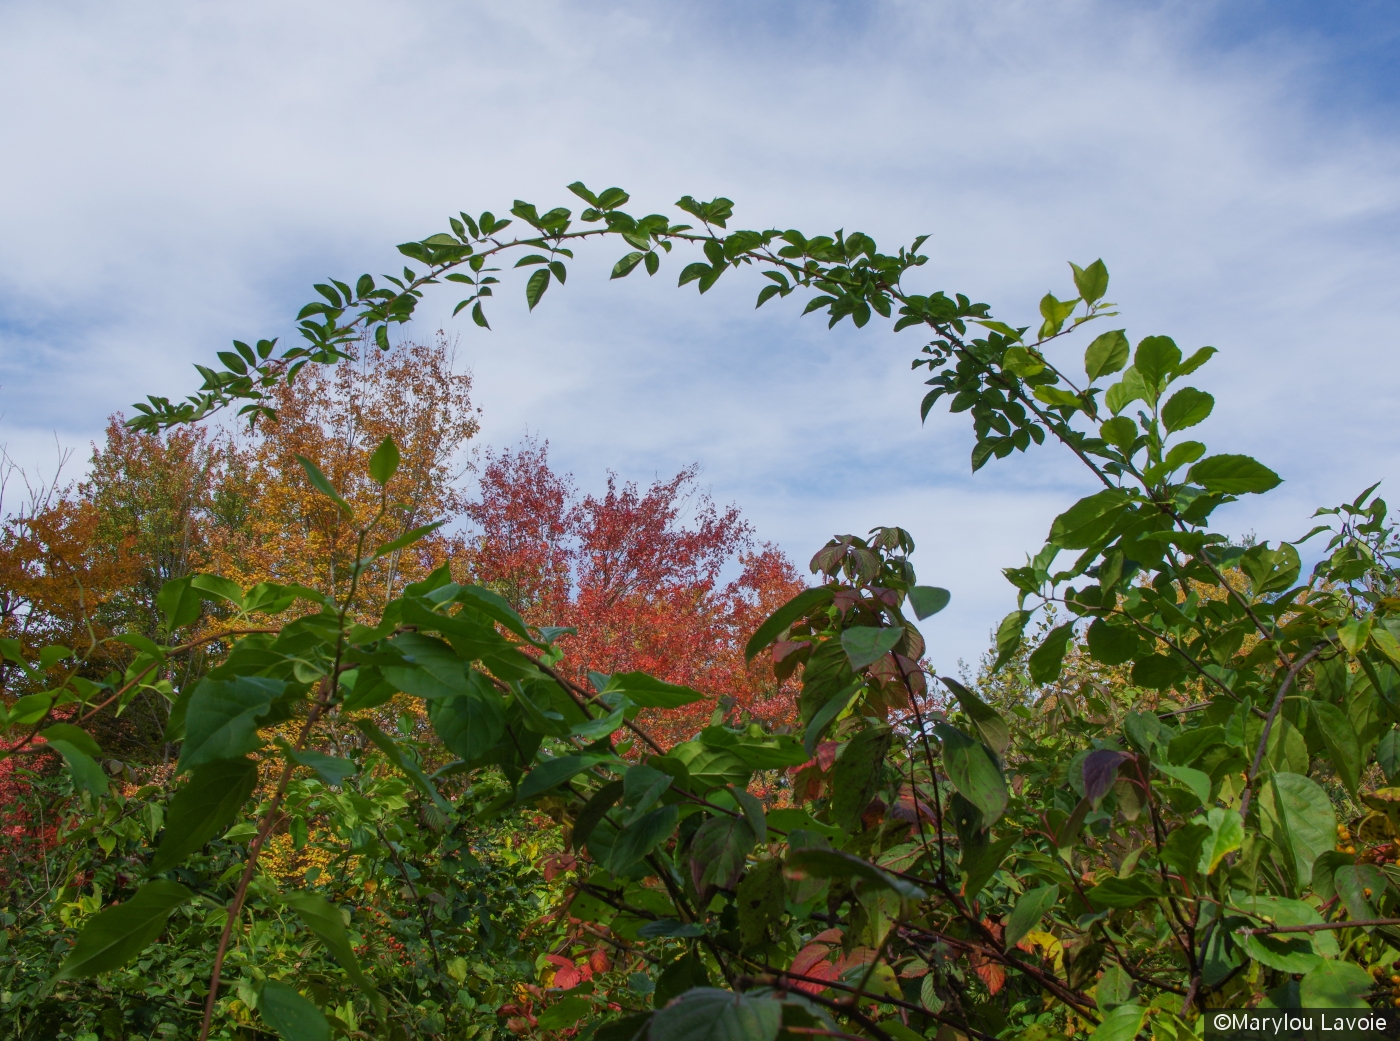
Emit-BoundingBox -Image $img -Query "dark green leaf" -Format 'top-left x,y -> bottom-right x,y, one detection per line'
353,718 -> 452,813
784,849 -> 924,901
830,726 -> 893,833
283,744 -> 355,788
688,814 -> 755,890
939,677 -> 1010,756
1049,489 -> 1131,549
525,268 -> 550,310
934,723 -> 1007,825
1087,618 -> 1140,665
1310,701 -> 1361,798
907,586 -> 950,619
1004,884 -> 1059,950
1299,960 -> 1372,1009
610,804 -> 679,874
736,859 -> 786,947
1131,653 -> 1187,690
151,757 -> 258,871
1084,874 -> 1162,909
1187,454 -> 1282,495
259,980 -> 332,1041
177,676 -> 285,771
428,678 -> 506,762
281,891 -> 377,1001
539,996 -> 594,1030
1028,622 -> 1076,684
744,588 -> 834,662
54,880 -> 192,979
572,780 -> 624,852
517,753 -> 614,802
598,671 -> 706,708
38,723 -> 100,757
1259,772 -> 1336,887
839,626 -> 902,671
45,738 -> 107,795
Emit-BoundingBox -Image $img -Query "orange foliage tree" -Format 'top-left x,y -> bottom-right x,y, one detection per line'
463,438 -> 806,744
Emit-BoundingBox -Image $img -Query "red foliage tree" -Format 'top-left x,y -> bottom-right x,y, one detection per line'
463,439 -> 805,745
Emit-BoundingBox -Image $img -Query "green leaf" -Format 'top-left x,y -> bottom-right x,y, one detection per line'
1084,874 -> 1162,909
1084,330 -> 1129,381
517,753 -> 614,802
736,859 -> 786,947
1299,960 -> 1373,1009
572,780 -> 624,852
1133,335 -> 1181,388
1310,701 -> 1361,798
784,849 -> 924,901
282,744 -> 356,788
1131,653 -> 1187,690
157,575 -> 203,631
1091,1003 -> 1145,1041
1187,454 -> 1282,495
609,804 -> 679,874
368,436 -> 400,485
1086,619 -> 1140,665
38,723 -> 100,757
428,680 -> 506,763
907,585 -> 950,619
803,679 -> 862,757
1161,387 -> 1214,432
538,995 -> 594,1030
178,676 -> 285,771
280,892 -> 377,1001
1237,895 -> 1333,972
830,726 -> 893,833
294,455 -> 353,516
744,588 -> 834,662
1199,807 -> 1244,875
1259,772 -> 1336,887
670,742 -> 750,794
653,954 -> 709,1009
598,671 -> 706,708
1099,416 -> 1137,451
649,988 -> 781,1041
352,718 -> 452,813
1153,761 -> 1211,808
258,980 -> 332,1041
1103,366 -> 1147,416
54,880 -> 192,979
46,738 -> 108,796
934,723 -> 1007,825
940,676 -> 1010,756
189,573 -> 245,610
1049,489 -> 1131,549
151,757 -> 258,872
1028,622 -> 1076,684
1004,884 -> 1059,950
1071,260 -> 1109,305
728,785 -> 767,843
525,268 -> 550,310
839,626 -> 903,670
688,814 -> 756,890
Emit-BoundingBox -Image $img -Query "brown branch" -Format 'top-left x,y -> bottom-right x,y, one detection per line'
1238,642 -> 1326,820
1237,918 -> 1400,935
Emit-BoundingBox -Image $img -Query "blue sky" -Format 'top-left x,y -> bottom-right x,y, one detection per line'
1,1 -> 1397,669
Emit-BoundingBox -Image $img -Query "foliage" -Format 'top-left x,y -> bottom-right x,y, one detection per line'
3,183 -> 1399,1041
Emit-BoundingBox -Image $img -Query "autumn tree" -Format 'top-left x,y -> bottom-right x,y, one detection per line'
464,438 -> 806,741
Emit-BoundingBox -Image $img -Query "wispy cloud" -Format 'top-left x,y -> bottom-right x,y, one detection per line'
1,0 -> 1397,666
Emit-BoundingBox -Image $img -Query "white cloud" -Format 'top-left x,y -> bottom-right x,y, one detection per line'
1,0 -> 1396,665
